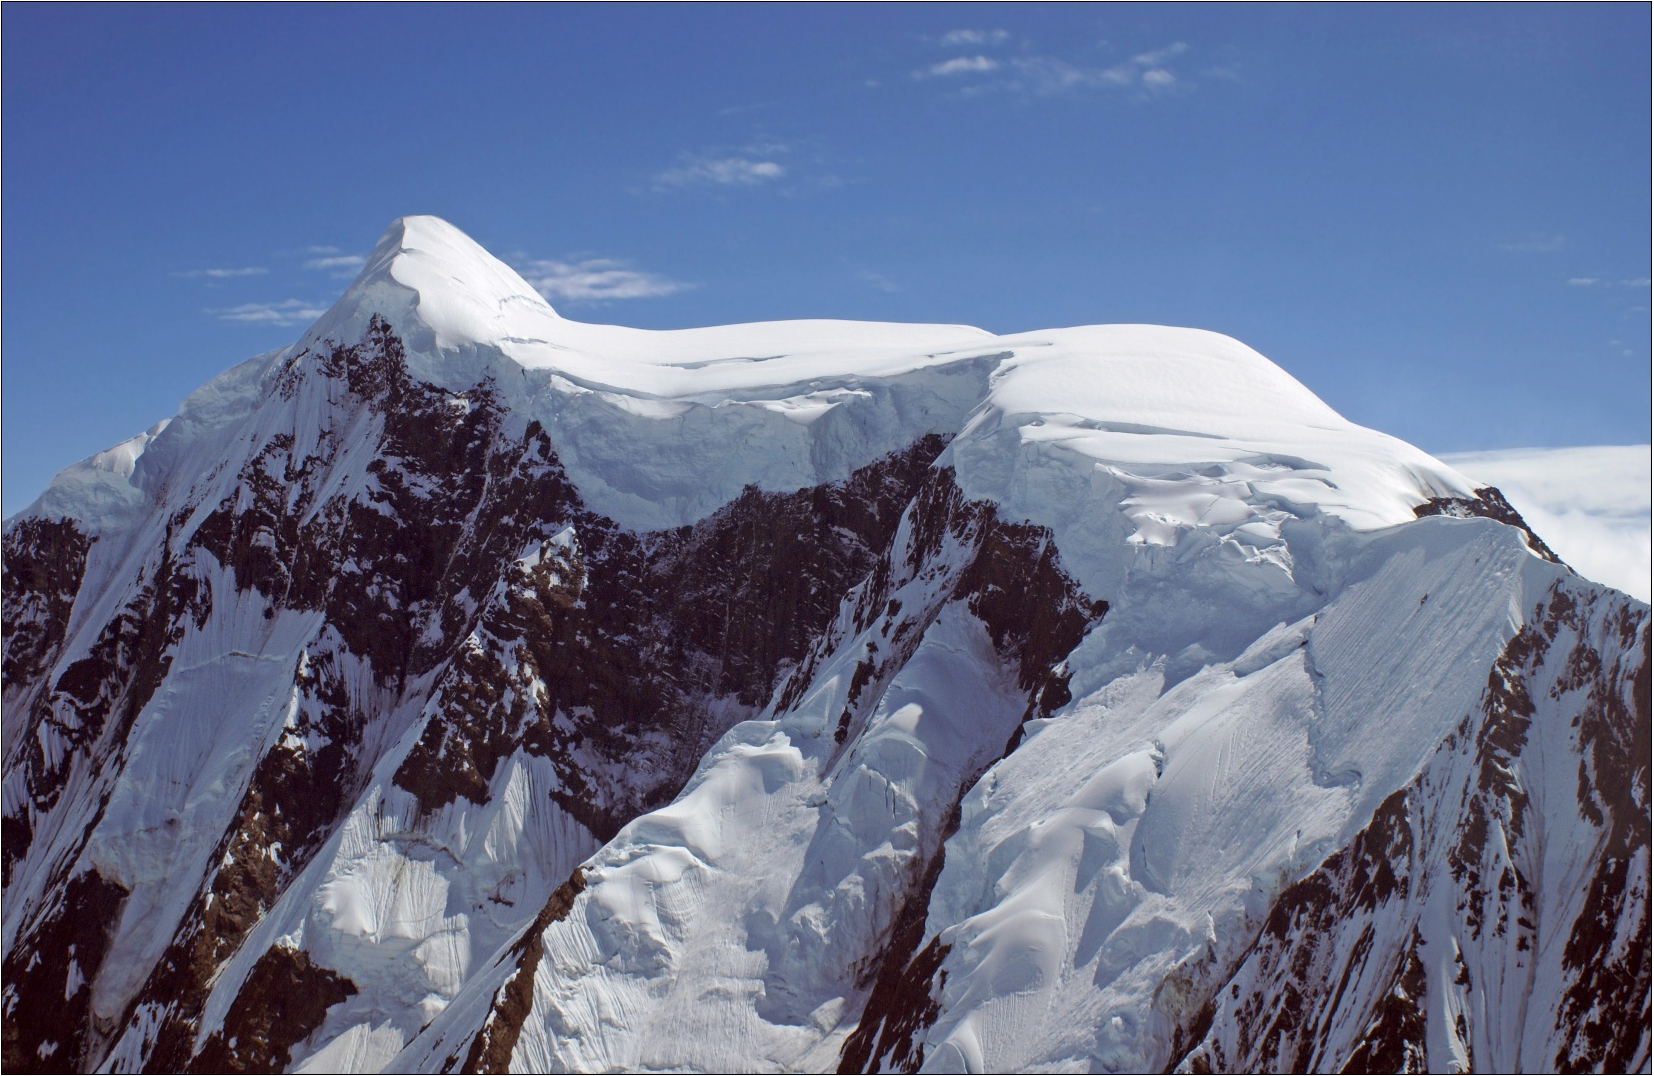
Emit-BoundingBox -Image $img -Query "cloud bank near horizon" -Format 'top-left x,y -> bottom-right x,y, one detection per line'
1441,444 -> 1652,602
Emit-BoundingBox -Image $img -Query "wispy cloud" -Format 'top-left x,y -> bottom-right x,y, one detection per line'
172,266 -> 267,279
304,252 -> 368,278
1567,276 -> 1652,288
1132,43 -> 1189,67
656,145 -> 788,189
1006,55 -> 1131,91
921,55 -> 1001,78
304,254 -> 366,271
1011,45 -> 1189,94
518,258 -> 687,303
211,300 -> 328,326
940,29 -> 1009,47
916,39 -> 1194,96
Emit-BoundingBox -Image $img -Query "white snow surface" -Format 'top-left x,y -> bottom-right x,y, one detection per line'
376,217 -> 1481,548
17,214 -> 1481,548
1440,444 -> 1652,602
917,517 -> 1546,1073
6,216 -> 1643,1075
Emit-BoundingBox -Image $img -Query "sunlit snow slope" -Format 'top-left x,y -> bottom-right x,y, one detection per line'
1441,445 -> 1652,603
3,216 -> 1647,1075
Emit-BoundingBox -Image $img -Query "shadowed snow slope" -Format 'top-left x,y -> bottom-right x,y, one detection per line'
3,216 -> 1646,1075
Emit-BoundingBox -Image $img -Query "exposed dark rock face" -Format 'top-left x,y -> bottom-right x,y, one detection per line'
1,317 -> 968,1073
1,516 -> 93,896
391,431 -> 949,841
1414,485 -> 1562,563
2,511 -> 213,1074
776,464 -> 1106,742
1549,600 -> 1650,1074
0,868 -> 127,1073
1,517 -> 92,720
811,466 -> 1107,1075
951,514 -> 1108,723
459,867 -> 587,1075
123,647 -> 369,1073
1163,789 -> 1423,1074
6,509 -> 208,857
192,317 -> 579,685
1168,581 -> 1650,1075
837,807 -> 957,1075
188,946 -> 358,1074
88,318 -> 596,1071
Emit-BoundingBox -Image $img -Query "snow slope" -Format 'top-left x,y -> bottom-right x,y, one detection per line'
17,215 -> 1479,541
1441,445 -> 1652,602
2,216 -> 1646,1075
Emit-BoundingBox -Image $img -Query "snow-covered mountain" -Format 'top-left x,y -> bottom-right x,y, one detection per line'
1439,446 -> 1652,604
3,216 -> 1647,1075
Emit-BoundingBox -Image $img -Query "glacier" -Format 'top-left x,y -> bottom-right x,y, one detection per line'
2,215 -> 1646,1074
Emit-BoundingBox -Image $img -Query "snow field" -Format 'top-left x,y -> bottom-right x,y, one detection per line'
913,517 -> 1549,1072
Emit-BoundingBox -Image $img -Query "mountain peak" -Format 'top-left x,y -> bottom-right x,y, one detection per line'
330,215 -> 562,349
16,215 -> 1488,542
3,213 -> 1645,1076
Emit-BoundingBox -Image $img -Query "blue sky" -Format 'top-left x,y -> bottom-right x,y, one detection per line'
4,4 -> 1648,515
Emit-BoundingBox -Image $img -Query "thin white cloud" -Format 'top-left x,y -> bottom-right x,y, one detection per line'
518,259 -> 687,303
922,41 -> 1193,96
940,29 -> 1009,47
1133,42 -> 1189,66
1565,276 -> 1649,288
1049,42 -> 1188,93
172,266 -> 268,279
922,55 -> 1001,78
656,148 -> 788,189
1010,55 -> 1133,91
211,299 -> 328,326
304,254 -> 366,271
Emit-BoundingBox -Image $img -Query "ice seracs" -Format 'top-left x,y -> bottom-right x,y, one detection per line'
2,215 -> 1645,1075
